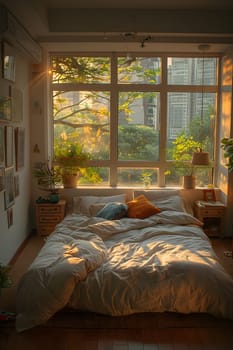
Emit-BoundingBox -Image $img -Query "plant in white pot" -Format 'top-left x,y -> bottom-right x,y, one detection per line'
54,138 -> 90,188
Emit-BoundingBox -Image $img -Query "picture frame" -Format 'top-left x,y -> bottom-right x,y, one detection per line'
0,167 -> 5,192
4,167 -> 15,209
7,207 -> 13,228
12,87 -> 23,122
0,96 -> 12,121
14,174 -> 19,197
0,125 -> 5,166
203,189 -> 216,202
15,127 -> 25,171
2,41 -> 15,82
5,125 -> 14,167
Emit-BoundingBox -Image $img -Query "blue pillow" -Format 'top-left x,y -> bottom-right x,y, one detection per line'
96,202 -> 128,220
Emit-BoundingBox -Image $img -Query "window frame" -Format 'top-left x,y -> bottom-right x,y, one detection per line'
49,52 -> 220,188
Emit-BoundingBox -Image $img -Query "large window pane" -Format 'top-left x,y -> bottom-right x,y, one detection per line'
53,91 -> 110,159
167,57 -> 217,85
51,57 -> 110,84
167,92 -> 216,158
118,92 -> 160,161
118,57 -> 161,84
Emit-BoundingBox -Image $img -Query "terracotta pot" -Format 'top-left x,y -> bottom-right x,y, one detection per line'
183,175 -> 196,189
62,174 -> 78,188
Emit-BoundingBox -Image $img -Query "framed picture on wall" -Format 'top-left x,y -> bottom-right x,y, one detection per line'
14,174 -> 19,197
4,167 -> 15,209
5,125 -> 14,167
12,87 -> 23,122
0,96 -> 12,121
0,125 -> 5,166
2,41 -> 15,82
0,167 -> 5,192
7,207 -> 13,228
15,127 -> 25,171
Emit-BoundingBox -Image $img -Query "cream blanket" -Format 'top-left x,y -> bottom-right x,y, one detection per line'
16,211 -> 233,332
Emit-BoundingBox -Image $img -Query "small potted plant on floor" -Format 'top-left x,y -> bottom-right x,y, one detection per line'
0,264 -> 11,296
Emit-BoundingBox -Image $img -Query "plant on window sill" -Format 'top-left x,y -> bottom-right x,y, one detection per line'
166,134 -> 202,175
141,171 -> 153,189
54,140 -> 91,176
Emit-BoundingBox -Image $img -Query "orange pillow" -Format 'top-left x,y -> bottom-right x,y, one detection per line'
127,195 -> 161,219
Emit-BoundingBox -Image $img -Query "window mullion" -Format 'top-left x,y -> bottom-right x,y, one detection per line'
110,53 -> 118,187
158,54 -> 167,187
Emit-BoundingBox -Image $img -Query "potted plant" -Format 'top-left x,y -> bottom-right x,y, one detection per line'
167,134 -> 202,189
141,170 -> 153,189
54,138 -> 90,188
0,264 -> 11,295
221,137 -> 233,173
33,162 -> 62,202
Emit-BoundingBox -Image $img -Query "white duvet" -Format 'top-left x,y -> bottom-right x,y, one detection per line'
16,211 -> 233,332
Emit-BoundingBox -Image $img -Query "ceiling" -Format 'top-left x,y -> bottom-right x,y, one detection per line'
1,0 -> 233,52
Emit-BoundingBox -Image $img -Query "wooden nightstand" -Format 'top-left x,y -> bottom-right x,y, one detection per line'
193,200 -> 226,238
36,199 -> 66,236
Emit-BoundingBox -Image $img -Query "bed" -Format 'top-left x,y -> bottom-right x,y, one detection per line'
16,190 -> 233,332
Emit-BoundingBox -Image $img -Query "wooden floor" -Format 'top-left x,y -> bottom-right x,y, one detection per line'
0,234 -> 232,350
1,326 -> 233,350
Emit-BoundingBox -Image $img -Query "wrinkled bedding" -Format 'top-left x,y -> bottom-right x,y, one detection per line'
16,211 -> 233,332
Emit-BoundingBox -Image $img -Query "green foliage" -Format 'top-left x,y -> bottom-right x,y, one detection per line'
221,137 -> 233,173
188,103 -> 215,155
79,167 -> 103,184
54,137 -> 90,175
170,134 -> 202,161
141,170 -> 153,188
118,125 -> 159,161
51,57 -> 110,84
0,264 -> 11,293
33,163 -> 62,191
167,133 -> 202,176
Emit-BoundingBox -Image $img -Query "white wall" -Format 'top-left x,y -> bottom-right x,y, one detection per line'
0,44 -> 32,264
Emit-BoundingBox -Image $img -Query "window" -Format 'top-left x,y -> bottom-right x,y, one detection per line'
50,54 -> 218,187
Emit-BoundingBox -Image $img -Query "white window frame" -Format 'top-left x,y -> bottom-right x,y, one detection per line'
48,52 -> 220,188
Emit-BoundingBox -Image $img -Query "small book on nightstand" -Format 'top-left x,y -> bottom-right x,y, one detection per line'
196,200 -> 225,207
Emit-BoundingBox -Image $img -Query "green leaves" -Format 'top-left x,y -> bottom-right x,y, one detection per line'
0,264 -> 11,292
33,163 -> 62,190
54,138 -> 90,174
221,138 -> 233,173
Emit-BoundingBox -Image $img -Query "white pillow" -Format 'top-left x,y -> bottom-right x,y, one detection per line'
133,190 -> 185,212
133,190 -> 180,201
73,194 -> 127,216
152,196 -> 185,212
89,203 -> 106,216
